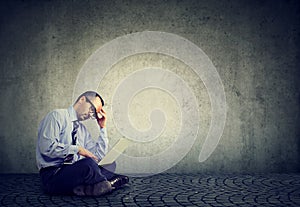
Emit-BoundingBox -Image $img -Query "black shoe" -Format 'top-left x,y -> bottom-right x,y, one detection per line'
109,175 -> 129,189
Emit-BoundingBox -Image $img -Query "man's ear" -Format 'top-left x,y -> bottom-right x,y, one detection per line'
78,96 -> 86,104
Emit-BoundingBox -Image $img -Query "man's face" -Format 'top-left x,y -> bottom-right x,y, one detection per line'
77,96 -> 103,121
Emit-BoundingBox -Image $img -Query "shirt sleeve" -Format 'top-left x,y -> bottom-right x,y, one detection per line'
38,111 -> 79,159
84,127 -> 109,160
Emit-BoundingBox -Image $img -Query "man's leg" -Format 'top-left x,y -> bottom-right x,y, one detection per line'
99,162 -> 116,180
100,162 -> 129,189
40,158 -> 109,195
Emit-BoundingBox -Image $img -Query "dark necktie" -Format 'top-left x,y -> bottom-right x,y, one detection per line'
71,121 -> 79,145
64,121 -> 79,163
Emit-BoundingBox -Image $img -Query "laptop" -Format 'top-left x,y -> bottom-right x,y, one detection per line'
98,138 -> 131,166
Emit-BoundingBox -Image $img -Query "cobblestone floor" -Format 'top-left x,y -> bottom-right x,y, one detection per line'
0,173 -> 299,207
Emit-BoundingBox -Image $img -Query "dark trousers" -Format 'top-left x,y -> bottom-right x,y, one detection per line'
40,158 -> 116,195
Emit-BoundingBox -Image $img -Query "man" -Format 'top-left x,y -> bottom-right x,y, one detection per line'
36,91 -> 129,196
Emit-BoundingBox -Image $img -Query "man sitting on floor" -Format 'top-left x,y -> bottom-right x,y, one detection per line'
36,91 -> 129,196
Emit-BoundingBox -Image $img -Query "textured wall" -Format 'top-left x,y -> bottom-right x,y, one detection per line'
0,0 -> 299,173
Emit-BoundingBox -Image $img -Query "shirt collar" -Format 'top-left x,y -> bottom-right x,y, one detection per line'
68,106 -> 78,122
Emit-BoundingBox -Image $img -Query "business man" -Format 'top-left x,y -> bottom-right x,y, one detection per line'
36,91 -> 129,196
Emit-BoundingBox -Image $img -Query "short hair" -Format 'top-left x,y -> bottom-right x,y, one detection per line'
75,91 -> 104,106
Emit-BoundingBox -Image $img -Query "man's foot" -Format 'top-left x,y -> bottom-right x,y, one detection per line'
73,180 -> 113,196
109,175 -> 129,189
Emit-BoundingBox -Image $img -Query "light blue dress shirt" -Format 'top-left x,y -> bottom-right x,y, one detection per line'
36,106 -> 108,170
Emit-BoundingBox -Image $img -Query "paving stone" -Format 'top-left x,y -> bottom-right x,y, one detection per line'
0,173 -> 300,206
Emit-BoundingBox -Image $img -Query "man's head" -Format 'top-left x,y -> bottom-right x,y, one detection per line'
73,91 -> 105,121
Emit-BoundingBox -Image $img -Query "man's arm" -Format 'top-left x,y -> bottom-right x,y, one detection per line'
84,127 -> 108,161
84,108 -> 109,161
78,146 -> 99,161
38,111 -> 78,159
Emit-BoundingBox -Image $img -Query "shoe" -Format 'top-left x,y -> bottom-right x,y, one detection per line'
73,180 -> 113,196
109,175 -> 129,189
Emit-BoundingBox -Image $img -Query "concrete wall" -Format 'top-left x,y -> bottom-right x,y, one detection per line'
0,0 -> 299,173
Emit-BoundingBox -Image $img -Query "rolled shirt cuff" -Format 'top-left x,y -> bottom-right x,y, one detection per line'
68,145 -> 79,155
100,127 -> 107,133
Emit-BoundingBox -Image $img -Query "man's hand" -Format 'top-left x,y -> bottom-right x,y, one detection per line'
78,146 -> 99,162
97,108 -> 107,128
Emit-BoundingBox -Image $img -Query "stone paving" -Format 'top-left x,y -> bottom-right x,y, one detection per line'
0,173 -> 299,206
